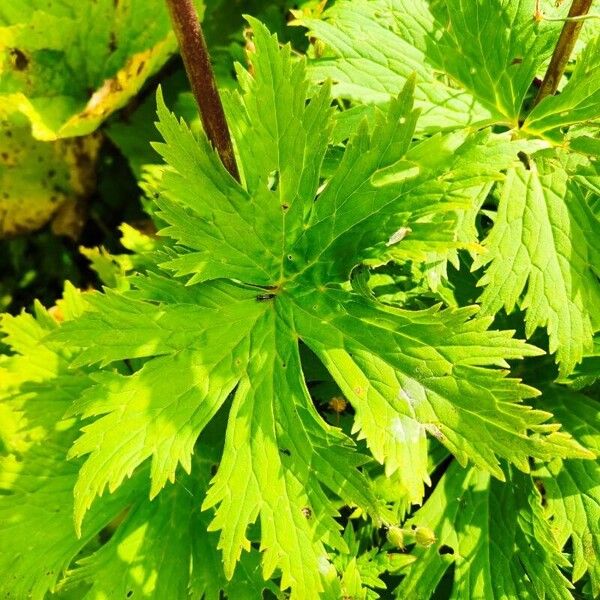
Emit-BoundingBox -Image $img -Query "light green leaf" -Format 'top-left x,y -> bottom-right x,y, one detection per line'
54,281 -> 263,367
0,304 -> 137,600
227,15 -> 334,236
63,482 -> 193,600
297,0 -> 490,132
190,449 -> 278,600
525,35 -> 600,137
292,90 -> 543,284
535,387 -> 600,596
293,289 -> 588,488
152,88 -> 282,285
34,20 -> 592,599
68,346 -> 244,530
396,462 -> 573,599
298,0 -> 564,130
435,0 -> 564,123
203,306 -> 379,599
474,159 -> 600,376
0,435 -> 140,600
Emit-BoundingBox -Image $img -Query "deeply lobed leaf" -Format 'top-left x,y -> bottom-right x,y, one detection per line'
40,19 -> 593,598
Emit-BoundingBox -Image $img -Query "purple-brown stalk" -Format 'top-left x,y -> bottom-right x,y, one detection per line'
533,0 -> 594,106
165,0 -> 240,181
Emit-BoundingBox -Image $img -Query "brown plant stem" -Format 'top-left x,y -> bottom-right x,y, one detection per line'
533,0 -> 594,107
165,0 -> 240,181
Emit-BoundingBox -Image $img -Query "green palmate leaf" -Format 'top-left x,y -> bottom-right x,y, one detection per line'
0,288 -> 269,599
189,444 -> 279,600
396,461 -> 573,599
0,297 -> 134,600
296,0 -> 491,133
297,0 -> 600,380
63,481 -> 193,600
331,524 -> 416,600
0,0 -> 204,140
534,387 -> 600,596
63,284 -> 264,527
292,290 -> 581,484
473,158 -> 600,377
568,336 -> 600,389
203,308 -> 378,591
45,20 -> 593,599
298,0 -> 565,132
525,34 -> 600,137
431,0 -> 562,122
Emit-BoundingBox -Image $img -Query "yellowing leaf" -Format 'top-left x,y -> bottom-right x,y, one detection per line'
0,111 -> 100,237
0,0 -> 205,140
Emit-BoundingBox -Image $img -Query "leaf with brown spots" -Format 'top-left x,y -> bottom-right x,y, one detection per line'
0,0 -> 205,140
0,111 -> 100,238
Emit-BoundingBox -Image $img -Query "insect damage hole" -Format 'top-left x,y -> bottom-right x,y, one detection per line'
267,170 -> 280,192
10,48 -> 29,71
301,507 -> 312,519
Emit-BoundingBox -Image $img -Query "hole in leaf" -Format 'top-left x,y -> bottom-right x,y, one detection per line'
10,48 -> 28,71
267,170 -> 280,192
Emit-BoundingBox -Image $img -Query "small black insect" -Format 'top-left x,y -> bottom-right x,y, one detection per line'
256,293 -> 276,302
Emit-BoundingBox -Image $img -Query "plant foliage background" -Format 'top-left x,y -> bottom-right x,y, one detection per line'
1,0 -> 600,599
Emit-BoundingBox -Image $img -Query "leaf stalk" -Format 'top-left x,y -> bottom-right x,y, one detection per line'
165,0 -> 240,180
533,0 -> 594,107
